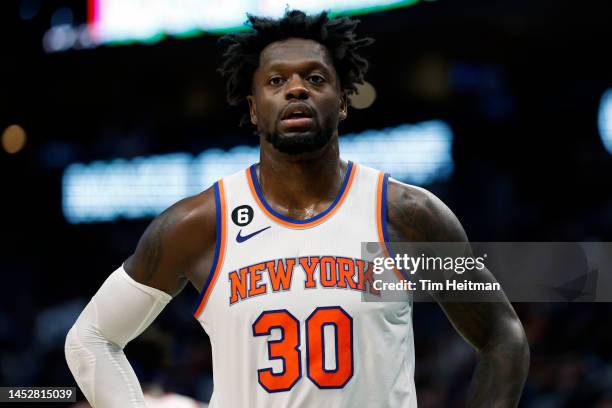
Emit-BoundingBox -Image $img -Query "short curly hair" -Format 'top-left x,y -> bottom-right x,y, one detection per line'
217,9 -> 374,125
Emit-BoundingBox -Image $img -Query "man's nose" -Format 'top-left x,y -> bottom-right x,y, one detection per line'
285,74 -> 309,100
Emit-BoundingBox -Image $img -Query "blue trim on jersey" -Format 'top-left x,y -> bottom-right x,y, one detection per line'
192,182 -> 222,315
321,322 -> 339,373
381,173 -> 410,281
381,173 -> 391,244
249,161 -> 354,225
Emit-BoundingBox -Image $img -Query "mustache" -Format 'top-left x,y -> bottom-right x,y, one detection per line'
278,102 -> 316,121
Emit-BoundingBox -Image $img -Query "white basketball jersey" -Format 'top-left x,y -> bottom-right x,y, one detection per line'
193,161 -> 416,408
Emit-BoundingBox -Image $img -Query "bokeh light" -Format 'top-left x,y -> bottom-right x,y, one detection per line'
598,88 -> 612,155
2,124 -> 27,154
350,81 -> 377,109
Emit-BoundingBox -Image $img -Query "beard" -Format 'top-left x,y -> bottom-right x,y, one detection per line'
263,118 -> 335,155
264,130 -> 332,154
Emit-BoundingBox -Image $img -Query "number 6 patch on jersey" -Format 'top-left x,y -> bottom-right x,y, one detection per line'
252,306 -> 354,392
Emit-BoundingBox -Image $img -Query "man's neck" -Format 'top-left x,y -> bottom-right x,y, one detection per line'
257,136 -> 346,220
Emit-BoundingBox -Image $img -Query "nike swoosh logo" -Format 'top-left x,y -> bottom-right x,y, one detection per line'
236,226 -> 271,243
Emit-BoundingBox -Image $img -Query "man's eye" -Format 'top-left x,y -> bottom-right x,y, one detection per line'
308,75 -> 325,84
269,77 -> 284,85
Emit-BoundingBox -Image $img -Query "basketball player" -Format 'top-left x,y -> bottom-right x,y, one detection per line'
65,10 -> 529,407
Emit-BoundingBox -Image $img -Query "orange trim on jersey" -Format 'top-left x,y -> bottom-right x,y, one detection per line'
376,172 -> 387,250
246,163 -> 358,229
376,172 -> 405,282
194,180 -> 227,318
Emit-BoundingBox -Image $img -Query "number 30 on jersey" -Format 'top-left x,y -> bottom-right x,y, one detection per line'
252,306 -> 354,392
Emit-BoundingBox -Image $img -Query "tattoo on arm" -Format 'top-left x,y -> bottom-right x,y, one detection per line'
386,180 -> 529,407
131,209 -> 177,284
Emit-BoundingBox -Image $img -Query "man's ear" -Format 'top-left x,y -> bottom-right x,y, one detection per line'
339,92 -> 348,122
246,95 -> 257,125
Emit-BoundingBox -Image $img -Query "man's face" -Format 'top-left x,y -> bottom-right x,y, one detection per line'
247,38 -> 347,155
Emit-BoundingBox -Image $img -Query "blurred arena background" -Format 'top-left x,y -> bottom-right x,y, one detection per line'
2,0 -> 612,406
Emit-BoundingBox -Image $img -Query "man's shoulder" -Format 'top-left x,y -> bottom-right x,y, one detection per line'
128,186 -> 216,262
387,177 -> 436,213
164,185 -> 217,233
124,185 -> 218,294
387,177 -> 442,229
150,186 -> 220,256
386,177 -> 467,242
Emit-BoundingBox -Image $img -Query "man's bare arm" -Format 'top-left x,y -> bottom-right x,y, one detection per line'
387,179 -> 530,407
65,187 -> 217,407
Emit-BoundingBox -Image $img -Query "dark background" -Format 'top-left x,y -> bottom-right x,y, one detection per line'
2,0 -> 612,406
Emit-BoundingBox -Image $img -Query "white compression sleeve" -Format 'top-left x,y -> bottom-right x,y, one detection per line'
65,266 -> 172,408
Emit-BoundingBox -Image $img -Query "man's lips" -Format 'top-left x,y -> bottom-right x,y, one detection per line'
280,117 -> 314,129
279,102 -> 315,130
281,102 -> 314,119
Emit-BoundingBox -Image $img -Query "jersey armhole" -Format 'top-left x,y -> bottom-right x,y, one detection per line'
193,180 -> 227,318
376,173 -> 409,281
